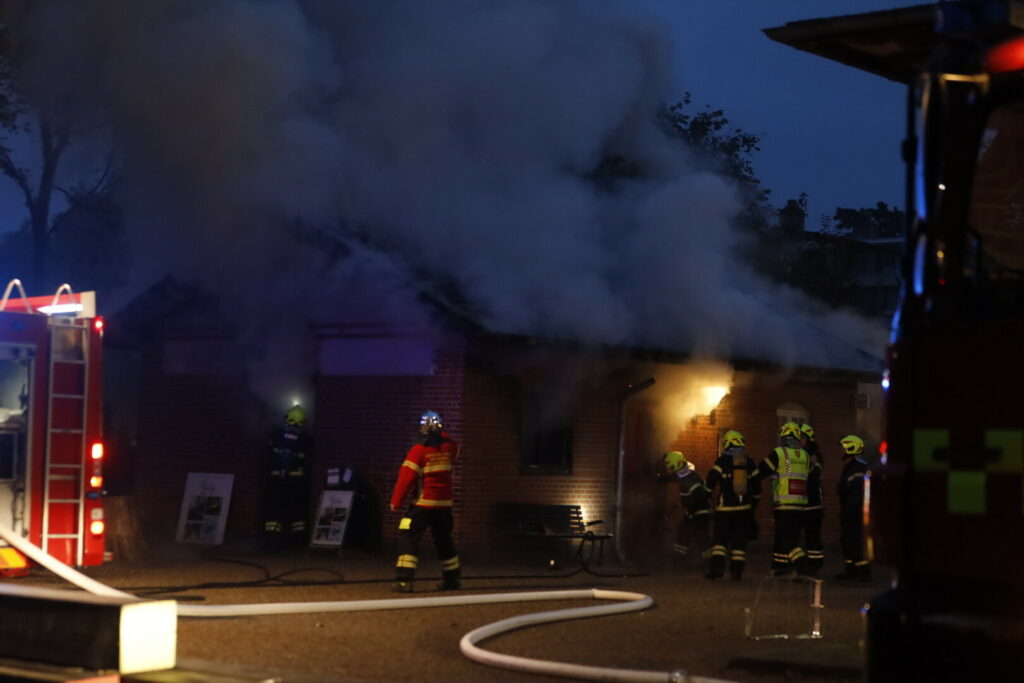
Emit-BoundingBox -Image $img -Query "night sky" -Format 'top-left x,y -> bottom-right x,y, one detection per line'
638,0 -> 915,226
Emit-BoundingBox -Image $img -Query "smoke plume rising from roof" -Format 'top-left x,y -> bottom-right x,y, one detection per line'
19,0 -> 884,409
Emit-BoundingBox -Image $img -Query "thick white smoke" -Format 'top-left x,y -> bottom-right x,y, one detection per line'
18,0 -> 884,411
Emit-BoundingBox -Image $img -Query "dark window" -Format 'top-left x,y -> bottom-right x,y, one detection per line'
520,387 -> 573,475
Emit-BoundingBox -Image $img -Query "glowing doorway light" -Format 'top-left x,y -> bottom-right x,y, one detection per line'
702,385 -> 729,412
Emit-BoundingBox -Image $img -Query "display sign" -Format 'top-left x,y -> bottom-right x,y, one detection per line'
310,489 -> 354,548
175,472 -> 234,545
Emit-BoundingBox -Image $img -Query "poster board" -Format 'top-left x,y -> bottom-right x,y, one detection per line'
310,489 -> 354,548
176,472 -> 234,545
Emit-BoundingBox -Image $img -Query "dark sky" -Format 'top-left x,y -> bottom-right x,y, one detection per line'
636,0 -> 916,226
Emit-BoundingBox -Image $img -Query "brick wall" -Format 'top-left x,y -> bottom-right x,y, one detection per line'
312,348 -> 465,552
132,345 -> 265,543
460,363 -> 620,556
665,371 -> 864,545
128,330 -> 875,564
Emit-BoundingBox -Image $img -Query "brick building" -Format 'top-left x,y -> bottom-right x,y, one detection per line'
103,279 -> 883,565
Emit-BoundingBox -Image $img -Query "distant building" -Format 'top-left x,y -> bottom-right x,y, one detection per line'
773,201 -> 904,322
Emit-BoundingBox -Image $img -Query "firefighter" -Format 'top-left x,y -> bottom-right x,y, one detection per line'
263,404 -> 312,550
390,411 -> 461,593
704,430 -> 760,580
757,421 -> 810,576
800,423 -> 824,577
658,450 -> 712,565
836,434 -> 871,581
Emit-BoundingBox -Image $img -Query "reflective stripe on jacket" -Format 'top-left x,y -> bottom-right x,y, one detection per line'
770,446 -> 810,508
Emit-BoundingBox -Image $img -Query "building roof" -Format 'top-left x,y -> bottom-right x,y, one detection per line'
764,2 -> 1024,83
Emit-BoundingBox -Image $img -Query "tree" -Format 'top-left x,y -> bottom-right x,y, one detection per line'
0,7 -> 112,292
657,93 -> 773,233
824,201 -> 905,239
0,179 -> 127,296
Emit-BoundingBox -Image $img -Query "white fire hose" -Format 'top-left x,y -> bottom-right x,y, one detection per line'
0,523 -> 737,683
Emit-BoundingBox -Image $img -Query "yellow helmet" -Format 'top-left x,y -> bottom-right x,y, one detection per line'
285,405 -> 306,428
800,423 -> 815,440
722,430 -> 745,449
663,451 -> 688,473
840,435 -> 864,456
779,421 -> 802,439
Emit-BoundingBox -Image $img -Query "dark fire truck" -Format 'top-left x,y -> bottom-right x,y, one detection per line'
0,279 -> 106,573
768,2 -> 1024,679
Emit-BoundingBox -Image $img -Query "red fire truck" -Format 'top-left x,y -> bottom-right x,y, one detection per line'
0,279 -> 106,573
769,2 -> 1024,679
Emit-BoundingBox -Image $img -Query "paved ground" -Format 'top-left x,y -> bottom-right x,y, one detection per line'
6,542 -> 885,683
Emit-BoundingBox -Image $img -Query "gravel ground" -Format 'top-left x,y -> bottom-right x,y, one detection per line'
7,543 -> 884,683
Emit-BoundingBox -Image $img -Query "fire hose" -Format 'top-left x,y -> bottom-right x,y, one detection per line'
0,523 -> 738,683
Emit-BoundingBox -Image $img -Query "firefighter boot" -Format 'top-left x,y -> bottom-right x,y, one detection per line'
437,568 -> 461,591
704,549 -> 726,579
729,550 -> 747,580
394,565 -> 415,593
835,561 -> 856,580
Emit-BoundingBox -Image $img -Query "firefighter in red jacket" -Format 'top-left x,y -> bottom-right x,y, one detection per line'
390,411 -> 460,593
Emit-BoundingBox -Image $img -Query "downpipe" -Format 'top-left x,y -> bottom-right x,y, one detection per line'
0,521 -> 738,683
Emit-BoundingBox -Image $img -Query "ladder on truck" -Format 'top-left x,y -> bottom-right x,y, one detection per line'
41,305 -> 93,566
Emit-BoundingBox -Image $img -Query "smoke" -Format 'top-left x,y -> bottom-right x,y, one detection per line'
16,0 -> 884,410
624,359 -> 735,453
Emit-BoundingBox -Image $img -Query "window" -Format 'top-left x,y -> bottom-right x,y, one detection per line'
520,386 -> 573,475
776,401 -> 809,433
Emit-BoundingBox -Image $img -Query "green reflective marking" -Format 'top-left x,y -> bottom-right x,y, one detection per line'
914,429 -> 950,472
948,471 -> 986,515
985,430 -> 1023,473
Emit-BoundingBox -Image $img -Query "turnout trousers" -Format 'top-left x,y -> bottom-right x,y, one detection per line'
395,505 -> 460,585
707,509 -> 752,579
772,508 -> 806,574
803,507 -> 824,575
839,509 -> 869,578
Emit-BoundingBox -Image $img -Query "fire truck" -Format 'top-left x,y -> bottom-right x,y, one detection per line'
768,1 -> 1024,679
0,279 -> 106,573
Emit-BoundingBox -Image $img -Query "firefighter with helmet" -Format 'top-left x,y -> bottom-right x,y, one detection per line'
836,434 -> 871,581
757,421 -> 811,576
390,410 -> 461,593
704,430 -> 760,580
263,404 -> 312,550
799,422 -> 825,577
658,450 -> 712,565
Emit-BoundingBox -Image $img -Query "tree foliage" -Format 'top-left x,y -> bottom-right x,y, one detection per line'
0,6 -> 113,293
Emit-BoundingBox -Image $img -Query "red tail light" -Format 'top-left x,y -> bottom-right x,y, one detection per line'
91,443 -> 103,460
89,520 -> 105,535
985,36 -> 1024,73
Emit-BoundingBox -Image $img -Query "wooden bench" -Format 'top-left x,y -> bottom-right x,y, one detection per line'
494,502 -> 612,565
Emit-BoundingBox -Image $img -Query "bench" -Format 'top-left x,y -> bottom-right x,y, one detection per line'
494,502 -> 612,565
